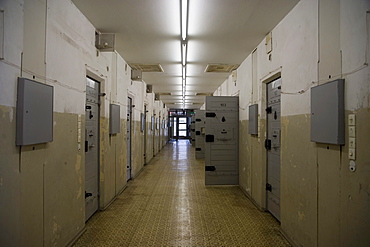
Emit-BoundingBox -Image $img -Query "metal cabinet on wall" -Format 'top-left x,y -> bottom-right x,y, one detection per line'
205,96 -> 239,185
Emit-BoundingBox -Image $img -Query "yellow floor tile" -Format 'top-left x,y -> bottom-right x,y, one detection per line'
74,140 -> 290,247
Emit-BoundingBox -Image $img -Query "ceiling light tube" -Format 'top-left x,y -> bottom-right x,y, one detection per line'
182,43 -> 187,66
181,0 -> 188,41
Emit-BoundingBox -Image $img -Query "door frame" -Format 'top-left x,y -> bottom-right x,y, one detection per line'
261,69 -> 282,218
84,73 -> 102,221
127,96 -> 133,181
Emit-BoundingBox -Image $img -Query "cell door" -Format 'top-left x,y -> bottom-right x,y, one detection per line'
127,97 -> 132,181
85,77 -> 100,221
205,96 -> 239,185
265,78 -> 281,221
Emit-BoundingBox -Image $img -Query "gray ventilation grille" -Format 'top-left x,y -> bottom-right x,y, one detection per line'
205,64 -> 239,73
129,64 -> 164,72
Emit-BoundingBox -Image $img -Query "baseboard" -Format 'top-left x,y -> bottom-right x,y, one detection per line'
100,184 -> 129,211
238,185 -> 266,211
280,228 -> 300,247
66,226 -> 86,247
133,166 -> 145,179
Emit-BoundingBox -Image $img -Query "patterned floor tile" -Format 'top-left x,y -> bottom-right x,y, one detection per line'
74,140 -> 290,247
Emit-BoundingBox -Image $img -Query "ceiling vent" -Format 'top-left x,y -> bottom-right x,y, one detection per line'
196,92 -> 213,96
205,64 -> 239,73
129,64 -> 164,72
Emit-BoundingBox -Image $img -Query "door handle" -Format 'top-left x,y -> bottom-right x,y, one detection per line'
85,192 -> 93,198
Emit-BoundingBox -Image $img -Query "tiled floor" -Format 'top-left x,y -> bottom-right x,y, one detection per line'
74,140 -> 290,247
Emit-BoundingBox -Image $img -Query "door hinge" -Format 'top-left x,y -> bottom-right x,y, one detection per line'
85,191 -> 93,198
206,135 -> 214,142
266,183 -> 272,191
206,112 -> 216,118
205,166 -> 216,171
264,139 -> 271,150
266,106 -> 272,114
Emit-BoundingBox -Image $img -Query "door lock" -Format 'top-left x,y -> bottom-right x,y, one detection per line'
85,192 -> 93,198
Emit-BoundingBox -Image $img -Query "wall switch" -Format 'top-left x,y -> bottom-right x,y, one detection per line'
349,148 -> 356,160
348,114 -> 355,126
349,126 -> 356,137
349,137 -> 356,149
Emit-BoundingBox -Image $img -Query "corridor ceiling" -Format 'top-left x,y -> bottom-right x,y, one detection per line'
72,0 -> 299,109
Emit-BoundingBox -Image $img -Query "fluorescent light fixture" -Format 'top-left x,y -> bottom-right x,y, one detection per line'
182,43 -> 187,66
181,0 -> 188,41
182,66 -> 186,80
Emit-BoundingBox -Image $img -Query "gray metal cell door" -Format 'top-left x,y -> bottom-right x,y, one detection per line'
265,78 -> 281,221
127,97 -> 132,181
85,77 -> 100,221
205,96 -> 239,185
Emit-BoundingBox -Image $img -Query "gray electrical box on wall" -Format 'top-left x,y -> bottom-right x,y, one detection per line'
109,104 -> 120,134
248,104 -> 258,135
311,79 -> 345,145
16,78 -> 53,145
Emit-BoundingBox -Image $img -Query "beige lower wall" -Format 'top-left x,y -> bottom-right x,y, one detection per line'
338,108 -> 370,246
0,105 -> 167,246
280,114 -> 317,246
146,121 -> 154,163
239,119 -> 266,209
43,112 -> 85,246
99,117 -> 127,209
0,106 -> 85,247
132,120 -> 144,177
1,105 -> 24,246
239,108 -> 370,246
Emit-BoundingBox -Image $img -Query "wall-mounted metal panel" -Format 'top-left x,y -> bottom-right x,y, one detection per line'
109,104 -> 120,134
248,104 -> 258,135
311,79 -> 345,145
16,78 -> 53,145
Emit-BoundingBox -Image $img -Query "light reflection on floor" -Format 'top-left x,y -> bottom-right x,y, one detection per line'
74,139 -> 290,246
